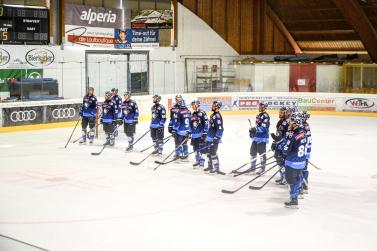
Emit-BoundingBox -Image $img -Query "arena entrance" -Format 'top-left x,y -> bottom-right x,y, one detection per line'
85,50 -> 149,97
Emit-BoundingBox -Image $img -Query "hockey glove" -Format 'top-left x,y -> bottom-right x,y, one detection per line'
271,141 -> 277,151
168,126 -> 173,134
249,127 -> 256,138
201,132 -> 207,141
117,119 -> 123,126
213,137 -> 220,144
276,155 -> 285,166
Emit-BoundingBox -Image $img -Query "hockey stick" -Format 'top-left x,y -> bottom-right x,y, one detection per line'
130,137 -> 172,166
91,123 -> 121,156
154,136 -> 191,170
249,166 -> 284,190
64,118 -> 81,148
72,136 -> 82,144
221,164 -> 278,194
308,161 -> 321,170
233,159 -> 277,177
128,129 -> 151,149
230,150 -> 272,174
248,118 -> 252,127
140,135 -> 173,153
155,143 -> 214,166
232,155 -> 275,176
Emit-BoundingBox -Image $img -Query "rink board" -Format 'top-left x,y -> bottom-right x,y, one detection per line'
1,92 -> 376,132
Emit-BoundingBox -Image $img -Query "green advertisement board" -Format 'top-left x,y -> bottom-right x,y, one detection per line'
0,69 -> 43,92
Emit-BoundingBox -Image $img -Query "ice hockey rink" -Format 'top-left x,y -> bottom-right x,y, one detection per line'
0,113 -> 376,251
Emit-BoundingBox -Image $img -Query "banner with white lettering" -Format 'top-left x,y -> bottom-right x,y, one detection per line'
64,3 -> 130,48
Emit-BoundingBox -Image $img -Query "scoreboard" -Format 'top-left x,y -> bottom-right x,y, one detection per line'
0,5 -> 49,44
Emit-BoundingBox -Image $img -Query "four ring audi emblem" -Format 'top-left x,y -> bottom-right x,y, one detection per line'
52,108 -> 76,119
10,110 -> 37,122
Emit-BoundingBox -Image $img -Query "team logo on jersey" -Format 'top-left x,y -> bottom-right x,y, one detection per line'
345,98 -> 374,109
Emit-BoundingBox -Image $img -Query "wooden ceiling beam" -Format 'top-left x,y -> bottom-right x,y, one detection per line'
332,0 -> 377,62
265,2 -> 302,54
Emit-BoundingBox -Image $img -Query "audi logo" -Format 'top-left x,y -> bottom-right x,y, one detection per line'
52,108 -> 76,119
10,110 -> 37,122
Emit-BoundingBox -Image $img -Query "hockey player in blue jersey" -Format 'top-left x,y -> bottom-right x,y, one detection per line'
121,91 -> 139,151
249,102 -> 270,175
150,94 -> 167,154
111,88 -> 122,138
173,99 -> 191,159
301,111 -> 312,193
169,95 -> 183,158
100,91 -> 119,146
204,100 -> 225,175
190,100 -> 209,168
79,87 -> 97,144
271,106 -> 291,184
282,112 -> 308,208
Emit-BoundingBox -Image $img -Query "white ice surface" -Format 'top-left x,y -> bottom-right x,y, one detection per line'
0,115 -> 377,251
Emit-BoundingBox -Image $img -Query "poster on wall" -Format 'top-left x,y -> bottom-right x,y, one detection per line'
131,10 -> 173,29
114,29 -> 159,49
64,3 -> 129,48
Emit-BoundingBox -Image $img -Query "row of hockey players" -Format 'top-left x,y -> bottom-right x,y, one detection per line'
248,102 -> 312,208
79,88 -> 131,146
79,88 -> 224,174
149,94 -> 224,174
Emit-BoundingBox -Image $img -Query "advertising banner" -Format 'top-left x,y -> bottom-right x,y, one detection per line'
0,46 -> 56,69
342,97 -> 377,113
46,103 -> 81,123
64,3 -> 129,48
1,103 -> 81,126
131,10 -> 173,29
298,96 -> 337,111
197,96 -> 233,111
114,29 -> 159,49
233,96 -> 298,110
2,106 -> 43,126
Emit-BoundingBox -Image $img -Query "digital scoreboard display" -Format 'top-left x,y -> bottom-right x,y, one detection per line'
0,5 -> 49,44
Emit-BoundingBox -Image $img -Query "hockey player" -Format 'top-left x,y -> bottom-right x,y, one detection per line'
204,100 -> 224,175
168,95 -> 183,158
100,91 -> 119,146
121,91 -> 139,151
79,87 -> 97,144
190,100 -> 208,167
150,94 -> 167,154
111,88 -> 122,118
282,112 -> 308,208
301,111 -> 312,193
249,102 -> 270,175
173,99 -> 191,159
271,106 -> 291,184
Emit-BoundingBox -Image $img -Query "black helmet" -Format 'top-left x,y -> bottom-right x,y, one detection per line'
191,100 -> 201,107
105,91 -> 112,99
212,100 -> 222,109
259,101 -> 268,109
153,94 -> 161,103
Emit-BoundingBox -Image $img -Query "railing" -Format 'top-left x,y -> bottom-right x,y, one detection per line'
1,59 -> 376,102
